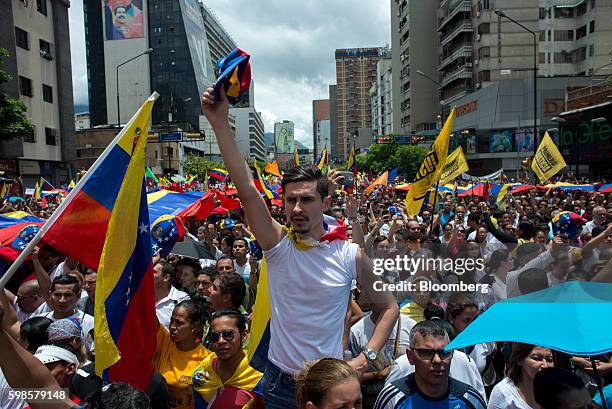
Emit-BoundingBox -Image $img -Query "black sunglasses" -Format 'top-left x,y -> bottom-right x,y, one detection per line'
209,329 -> 235,343
412,348 -> 453,361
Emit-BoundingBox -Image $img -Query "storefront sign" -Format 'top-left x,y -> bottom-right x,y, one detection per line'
19,160 -> 40,175
455,100 -> 477,117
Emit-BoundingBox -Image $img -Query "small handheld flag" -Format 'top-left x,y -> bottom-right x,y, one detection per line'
212,48 -> 251,105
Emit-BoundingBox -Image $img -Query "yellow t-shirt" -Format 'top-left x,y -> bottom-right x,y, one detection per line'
154,325 -> 211,409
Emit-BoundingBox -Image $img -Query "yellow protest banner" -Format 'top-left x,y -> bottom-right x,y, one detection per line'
531,132 -> 567,183
405,107 -> 456,216
439,146 -> 469,185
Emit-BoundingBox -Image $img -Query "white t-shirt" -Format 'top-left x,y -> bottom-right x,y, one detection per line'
155,286 -> 190,330
13,299 -> 52,323
385,350 -> 487,402
349,314 -> 415,368
0,368 -> 27,409
264,234 -> 359,374
487,377 -> 532,409
38,309 -> 95,352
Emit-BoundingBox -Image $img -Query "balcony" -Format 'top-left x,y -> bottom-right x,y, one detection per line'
439,0 -> 471,30
440,22 -> 473,47
566,78 -> 612,110
439,44 -> 473,69
440,64 -> 473,87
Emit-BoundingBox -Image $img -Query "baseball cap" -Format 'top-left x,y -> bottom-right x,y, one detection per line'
34,344 -> 79,366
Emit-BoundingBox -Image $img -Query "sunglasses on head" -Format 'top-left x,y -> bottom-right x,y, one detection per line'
209,329 -> 235,343
412,348 -> 453,361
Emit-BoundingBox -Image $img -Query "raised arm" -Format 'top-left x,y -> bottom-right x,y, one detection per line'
201,85 -> 283,250
32,247 -> 52,304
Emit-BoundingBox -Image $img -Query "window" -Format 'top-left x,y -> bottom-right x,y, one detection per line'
478,23 -> 490,35
554,30 -> 574,41
36,0 -> 47,16
576,25 -> 587,39
478,47 -> 490,59
590,0 -> 595,10
539,52 -> 546,64
554,51 -> 572,63
589,20 -> 595,33
539,30 -> 546,41
19,76 -> 32,97
15,27 -> 29,50
548,30 -> 551,41
39,40 -> 52,60
45,128 -> 57,145
577,2 -> 587,16
554,7 -> 573,18
23,126 -> 35,143
589,43 -> 594,56
478,70 -> 490,82
572,46 -> 587,63
42,84 -> 53,103
539,7 -> 549,19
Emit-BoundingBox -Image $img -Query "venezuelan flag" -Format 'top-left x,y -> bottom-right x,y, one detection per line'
294,149 -> 300,166
33,182 -> 41,201
252,162 -> 278,199
42,94 -> 159,391
209,168 -> 228,181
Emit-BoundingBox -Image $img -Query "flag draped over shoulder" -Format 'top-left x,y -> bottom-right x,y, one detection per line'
42,94 -> 158,391
439,146 -> 469,185
405,107 -> 455,216
531,132 -> 567,183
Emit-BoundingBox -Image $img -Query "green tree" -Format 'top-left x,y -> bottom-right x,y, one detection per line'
182,155 -> 224,178
359,143 -> 428,177
0,48 -> 33,141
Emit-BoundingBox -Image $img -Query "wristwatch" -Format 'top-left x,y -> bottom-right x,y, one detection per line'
362,347 -> 378,362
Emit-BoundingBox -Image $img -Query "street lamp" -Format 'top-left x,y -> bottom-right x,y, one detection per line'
116,48 -> 153,125
416,70 -> 444,128
494,9 -> 538,152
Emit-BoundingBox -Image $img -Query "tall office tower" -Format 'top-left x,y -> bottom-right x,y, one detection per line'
335,47 -> 381,161
1,0 -> 75,185
390,0 -> 438,134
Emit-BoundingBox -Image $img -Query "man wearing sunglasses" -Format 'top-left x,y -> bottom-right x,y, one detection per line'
374,321 -> 486,409
192,310 -> 264,409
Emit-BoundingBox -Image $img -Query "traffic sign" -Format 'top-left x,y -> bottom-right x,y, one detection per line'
394,136 -> 411,144
160,132 -> 183,142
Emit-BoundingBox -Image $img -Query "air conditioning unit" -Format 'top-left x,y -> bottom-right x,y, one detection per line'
466,62 -> 473,67
474,59 -> 479,65
476,11 -> 480,17
400,55 -> 405,62
476,82 -> 481,89
476,34 -> 481,41
397,12 -> 401,17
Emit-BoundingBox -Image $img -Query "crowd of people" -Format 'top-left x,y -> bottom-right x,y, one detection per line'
0,85 -> 610,409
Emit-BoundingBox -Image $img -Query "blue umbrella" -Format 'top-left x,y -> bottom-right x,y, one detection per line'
8,197 -> 24,203
446,281 -> 612,407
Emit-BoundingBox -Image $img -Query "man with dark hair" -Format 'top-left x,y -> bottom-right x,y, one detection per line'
196,267 -> 217,297
374,321 -> 486,409
153,259 -> 189,330
215,256 -> 235,275
534,367 -> 594,409
192,310 -> 263,408
207,273 -> 246,313
76,269 -> 96,316
517,268 -> 549,295
35,275 -> 94,354
202,85 -> 398,409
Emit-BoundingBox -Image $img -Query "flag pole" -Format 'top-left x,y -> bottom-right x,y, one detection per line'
428,180 -> 440,238
0,92 -> 159,290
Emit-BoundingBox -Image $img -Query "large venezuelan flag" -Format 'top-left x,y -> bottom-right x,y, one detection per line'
42,94 -> 158,391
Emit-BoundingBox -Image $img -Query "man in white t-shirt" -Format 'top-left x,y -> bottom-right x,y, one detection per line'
153,259 -> 189,330
202,85 -> 399,409
35,275 -> 94,353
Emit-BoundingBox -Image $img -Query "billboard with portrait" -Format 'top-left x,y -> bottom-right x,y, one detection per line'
465,135 -> 477,154
102,0 -> 144,40
514,128 -> 535,152
275,122 -> 295,154
489,129 -> 513,153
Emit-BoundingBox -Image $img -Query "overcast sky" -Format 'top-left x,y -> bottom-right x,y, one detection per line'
68,1 -> 391,148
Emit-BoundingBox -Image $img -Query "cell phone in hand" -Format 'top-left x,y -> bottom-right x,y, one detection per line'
337,171 -> 355,187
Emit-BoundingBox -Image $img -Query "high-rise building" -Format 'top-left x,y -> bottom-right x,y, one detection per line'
390,0 -> 438,135
335,47 -> 382,161
329,85 -> 338,159
371,49 -> 393,137
312,99 -> 330,160
84,0 -> 235,130
1,0 -> 75,186
274,120 -> 295,154
228,106 -> 265,162
200,3 -> 237,70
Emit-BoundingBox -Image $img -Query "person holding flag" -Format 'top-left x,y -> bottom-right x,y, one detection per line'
201,83 -> 398,409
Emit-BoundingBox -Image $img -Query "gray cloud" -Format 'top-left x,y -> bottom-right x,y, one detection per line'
69,1 -> 391,145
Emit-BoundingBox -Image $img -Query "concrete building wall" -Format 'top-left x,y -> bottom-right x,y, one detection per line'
230,107 -> 265,162
312,99 -> 330,158
329,85 -> 338,159
371,56 -> 393,136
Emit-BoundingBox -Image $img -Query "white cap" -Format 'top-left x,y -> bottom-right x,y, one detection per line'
34,345 -> 79,366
